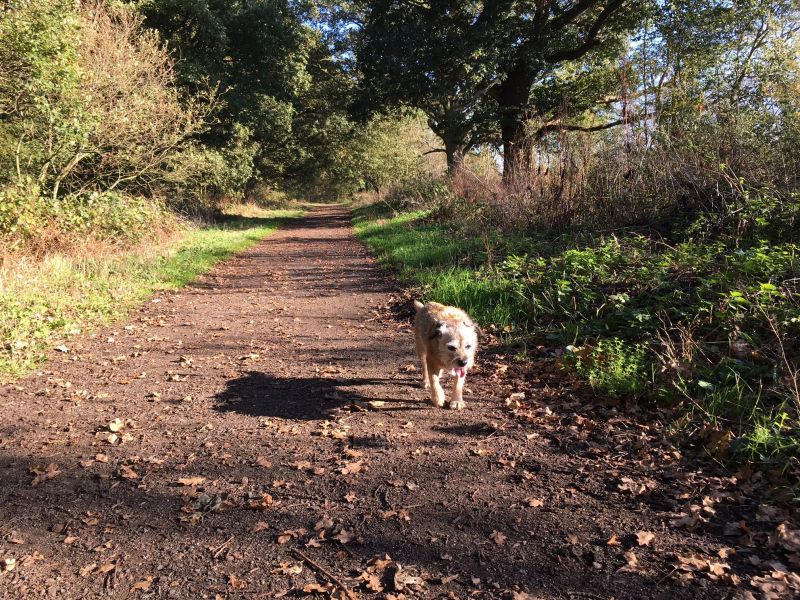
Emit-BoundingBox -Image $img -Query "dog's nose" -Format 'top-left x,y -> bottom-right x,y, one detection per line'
455,358 -> 468,367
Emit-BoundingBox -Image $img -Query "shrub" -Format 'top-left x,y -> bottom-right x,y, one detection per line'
572,338 -> 651,400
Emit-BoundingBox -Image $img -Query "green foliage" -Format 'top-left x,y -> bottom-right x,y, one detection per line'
572,338 -> 651,399
0,177 -> 44,241
0,0 -> 88,186
355,1 -> 642,172
166,123 -> 258,215
0,176 -> 170,249
355,195 -> 800,465
354,0 -> 501,169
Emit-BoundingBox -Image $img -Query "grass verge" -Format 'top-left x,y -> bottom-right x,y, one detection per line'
0,207 -> 303,380
353,201 -> 800,471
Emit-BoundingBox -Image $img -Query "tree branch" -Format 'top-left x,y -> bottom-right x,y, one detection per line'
550,0 -> 602,30
535,115 -> 645,139
545,0 -> 627,63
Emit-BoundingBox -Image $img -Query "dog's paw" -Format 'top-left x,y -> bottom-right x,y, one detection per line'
448,399 -> 466,410
430,394 -> 445,408
423,380 -> 430,390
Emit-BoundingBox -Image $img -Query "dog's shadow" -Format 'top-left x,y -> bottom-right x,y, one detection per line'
214,371 -> 426,421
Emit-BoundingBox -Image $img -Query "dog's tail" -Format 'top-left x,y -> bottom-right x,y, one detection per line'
413,300 -> 425,312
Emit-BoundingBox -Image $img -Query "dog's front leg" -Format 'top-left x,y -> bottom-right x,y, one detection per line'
449,374 -> 466,410
427,367 -> 445,407
419,353 -> 430,389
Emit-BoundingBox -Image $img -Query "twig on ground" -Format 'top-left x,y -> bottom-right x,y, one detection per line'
290,548 -> 357,600
212,536 -> 234,559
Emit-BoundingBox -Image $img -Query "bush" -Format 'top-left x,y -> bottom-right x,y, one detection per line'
0,175 -> 173,253
0,0 -> 226,249
0,177 -> 46,243
572,338 -> 651,400
166,125 -> 257,217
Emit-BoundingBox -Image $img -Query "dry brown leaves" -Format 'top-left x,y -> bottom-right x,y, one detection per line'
30,463 -> 61,486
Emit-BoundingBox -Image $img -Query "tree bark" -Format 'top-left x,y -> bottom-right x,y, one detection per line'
498,66 -> 535,181
445,140 -> 465,175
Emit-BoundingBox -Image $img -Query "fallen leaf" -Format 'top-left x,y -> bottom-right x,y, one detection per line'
302,582 -> 334,593
255,456 -> 272,468
333,529 -> 355,544
670,512 -> 701,529
276,528 -> 307,545
340,460 -> 364,475
636,531 -> 656,546
621,551 -> 639,571
489,530 -> 506,545
228,574 -> 247,589
132,576 -> 154,591
272,562 -> 302,575
775,522 -> 800,552
248,493 -> 273,510
607,534 -> 622,546
108,418 -> 125,433
30,463 -> 61,486
251,521 -> 269,533
177,476 -> 206,486
359,571 -> 384,592
117,465 -> 138,480
367,554 -> 393,571
707,562 -> 729,577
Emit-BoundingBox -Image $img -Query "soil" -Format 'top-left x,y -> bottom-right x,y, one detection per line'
1,206 -> 796,599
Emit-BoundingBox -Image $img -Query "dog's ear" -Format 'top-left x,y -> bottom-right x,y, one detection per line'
428,321 -> 445,339
466,320 -> 483,340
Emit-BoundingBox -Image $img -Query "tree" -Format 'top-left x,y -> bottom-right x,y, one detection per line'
354,0 -> 501,172
139,0 -> 315,182
354,1 -> 642,178
488,0 -> 641,177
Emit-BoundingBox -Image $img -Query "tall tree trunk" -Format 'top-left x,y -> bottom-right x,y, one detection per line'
502,121 -> 530,181
445,144 -> 465,175
498,66 -> 535,182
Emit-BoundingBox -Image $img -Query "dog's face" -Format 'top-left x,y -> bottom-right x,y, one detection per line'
432,320 -> 478,371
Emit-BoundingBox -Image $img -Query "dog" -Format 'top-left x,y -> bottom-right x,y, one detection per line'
413,300 -> 478,410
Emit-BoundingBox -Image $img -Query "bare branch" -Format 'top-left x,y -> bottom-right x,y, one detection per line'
534,113 -> 651,139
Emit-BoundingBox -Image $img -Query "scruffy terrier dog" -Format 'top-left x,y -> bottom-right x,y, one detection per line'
413,300 -> 478,410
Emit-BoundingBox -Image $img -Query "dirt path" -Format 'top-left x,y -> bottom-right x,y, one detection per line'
0,206 -> 773,599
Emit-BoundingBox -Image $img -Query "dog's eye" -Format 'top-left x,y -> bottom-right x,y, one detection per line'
465,345 -> 472,349
447,345 -> 457,351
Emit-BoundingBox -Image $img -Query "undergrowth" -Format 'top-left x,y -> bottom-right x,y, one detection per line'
0,207 -> 302,380
353,196 -> 800,471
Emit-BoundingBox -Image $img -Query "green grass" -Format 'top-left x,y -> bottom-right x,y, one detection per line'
353,205 -> 532,337
353,200 -> 800,470
0,208 -> 303,380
